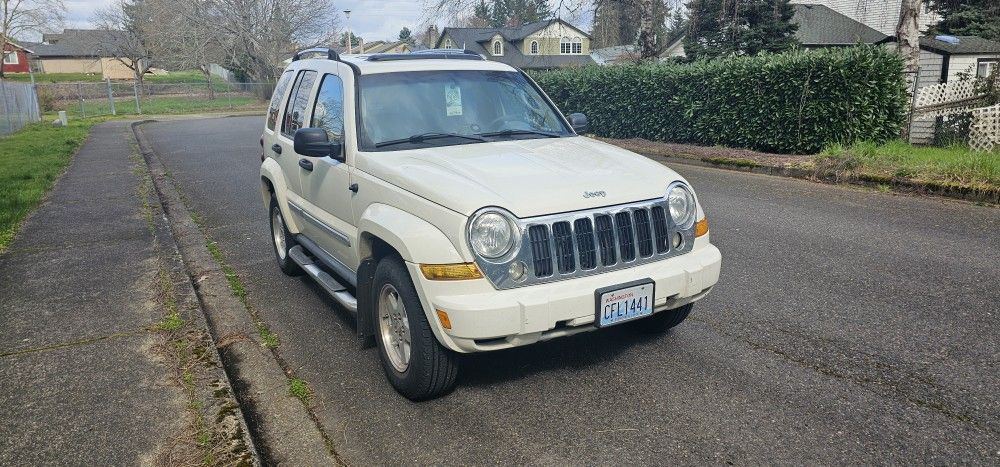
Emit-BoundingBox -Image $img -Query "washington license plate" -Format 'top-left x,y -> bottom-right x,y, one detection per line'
595,280 -> 655,328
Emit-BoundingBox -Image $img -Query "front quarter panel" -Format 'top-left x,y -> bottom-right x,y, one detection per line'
357,203 -> 465,264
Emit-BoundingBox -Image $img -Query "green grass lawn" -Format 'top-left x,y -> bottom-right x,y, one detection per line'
54,94 -> 265,118
816,141 -> 1000,190
0,119 -> 100,252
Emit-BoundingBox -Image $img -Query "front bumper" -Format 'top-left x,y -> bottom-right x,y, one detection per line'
407,236 -> 722,353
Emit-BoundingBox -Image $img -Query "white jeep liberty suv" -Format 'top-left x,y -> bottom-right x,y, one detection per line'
260,48 -> 722,400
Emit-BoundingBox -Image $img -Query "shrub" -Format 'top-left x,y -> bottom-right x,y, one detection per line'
531,46 -> 909,154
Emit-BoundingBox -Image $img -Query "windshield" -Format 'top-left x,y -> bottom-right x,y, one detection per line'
358,70 -> 573,151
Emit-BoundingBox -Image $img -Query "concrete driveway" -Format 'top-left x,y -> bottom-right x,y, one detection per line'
143,116 -> 1000,465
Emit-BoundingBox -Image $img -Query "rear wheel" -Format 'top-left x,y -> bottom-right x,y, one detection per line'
269,196 -> 301,276
636,303 -> 693,334
373,256 -> 458,400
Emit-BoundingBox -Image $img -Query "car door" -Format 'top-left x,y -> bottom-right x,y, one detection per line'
277,69 -> 319,224
296,65 -> 357,270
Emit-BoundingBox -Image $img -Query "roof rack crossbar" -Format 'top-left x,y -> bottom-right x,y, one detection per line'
293,47 -> 340,62
366,49 -> 485,62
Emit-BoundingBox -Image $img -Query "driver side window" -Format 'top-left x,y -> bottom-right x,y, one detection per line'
311,74 -> 345,142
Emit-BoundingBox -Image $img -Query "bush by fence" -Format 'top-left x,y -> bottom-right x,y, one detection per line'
532,46 -> 909,154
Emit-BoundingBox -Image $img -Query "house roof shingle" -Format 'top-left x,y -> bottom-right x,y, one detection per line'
919,35 -> 1000,55
792,4 -> 891,46
26,29 -> 124,58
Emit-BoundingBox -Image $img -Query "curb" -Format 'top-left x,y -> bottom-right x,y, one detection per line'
645,153 -> 1000,205
131,121 -> 342,466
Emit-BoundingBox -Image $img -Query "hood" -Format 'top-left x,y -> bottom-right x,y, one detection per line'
356,136 -> 685,218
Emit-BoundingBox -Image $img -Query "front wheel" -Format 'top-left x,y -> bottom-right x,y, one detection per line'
635,303 -> 693,334
373,256 -> 458,400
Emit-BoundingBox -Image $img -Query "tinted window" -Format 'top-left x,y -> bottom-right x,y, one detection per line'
266,71 -> 294,131
358,70 -> 571,151
281,70 -> 317,138
311,74 -> 345,142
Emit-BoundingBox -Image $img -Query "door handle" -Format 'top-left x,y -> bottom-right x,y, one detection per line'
271,144 -> 282,155
298,159 -> 314,171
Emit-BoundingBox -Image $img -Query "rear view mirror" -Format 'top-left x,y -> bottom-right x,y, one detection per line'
567,113 -> 588,134
294,128 -> 343,161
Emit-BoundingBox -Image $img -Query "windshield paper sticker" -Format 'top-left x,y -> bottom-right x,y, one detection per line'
445,83 -> 463,116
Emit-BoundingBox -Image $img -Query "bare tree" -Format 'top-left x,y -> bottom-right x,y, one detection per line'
93,0 -> 153,86
0,0 -> 65,77
204,0 -> 339,83
145,0 -> 226,98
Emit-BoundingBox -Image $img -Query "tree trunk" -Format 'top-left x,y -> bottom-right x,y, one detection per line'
0,37 -> 7,78
638,0 -> 657,60
896,0 -> 921,140
204,66 -> 215,100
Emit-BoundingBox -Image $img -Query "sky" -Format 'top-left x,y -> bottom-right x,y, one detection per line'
64,0 -> 592,43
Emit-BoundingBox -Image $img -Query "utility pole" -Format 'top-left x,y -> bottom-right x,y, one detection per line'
344,10 -> 352,54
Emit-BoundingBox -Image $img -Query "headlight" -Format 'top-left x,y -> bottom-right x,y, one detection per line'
667,184 -> 696,227
469,210 -> 518,259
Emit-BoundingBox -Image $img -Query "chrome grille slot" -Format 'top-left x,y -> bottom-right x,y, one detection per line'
651,206 -> 670,253
528,225 -> 553,277
634,209 -> 654,258
552,221 -> 575,274
574,218 -> 597,270
615,211 -> 636,262
595,214 -> 616,266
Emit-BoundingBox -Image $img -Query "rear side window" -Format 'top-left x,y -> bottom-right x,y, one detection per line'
311,74 -> 345,142
266,71 -> 294,131
282,70 -> 318,138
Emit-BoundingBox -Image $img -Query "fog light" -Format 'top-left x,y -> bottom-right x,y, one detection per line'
672,232 -> 683,249
508,261 -> 527,281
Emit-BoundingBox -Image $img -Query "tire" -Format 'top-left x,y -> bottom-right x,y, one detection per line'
635,303 -> 693,334
372,256 -> 458,401
269,196 -> 302,276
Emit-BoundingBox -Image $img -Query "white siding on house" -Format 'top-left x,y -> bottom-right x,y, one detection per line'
790,0 -> 938,36
909,50 -> 944,144
945,54 -> 1000,82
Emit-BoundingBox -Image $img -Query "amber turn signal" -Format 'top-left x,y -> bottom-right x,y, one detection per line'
695,217 -> 709,237
419,263 -> 484,281
436,310 -> 452,330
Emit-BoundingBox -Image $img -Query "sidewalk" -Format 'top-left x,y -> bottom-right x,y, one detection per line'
0,121 -> 252,464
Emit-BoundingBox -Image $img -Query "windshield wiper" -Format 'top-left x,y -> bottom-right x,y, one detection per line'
477,129 -> 562,139
374,132 -> 486,148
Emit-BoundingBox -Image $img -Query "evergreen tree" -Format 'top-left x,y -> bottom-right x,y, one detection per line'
473,0 -> 551,28
684,0 -> 798,60
928,0 -> 1000,41
398,27 -> 415,45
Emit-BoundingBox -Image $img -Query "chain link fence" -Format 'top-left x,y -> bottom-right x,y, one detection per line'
0,80 -> 42,135
34,80 -> 274,119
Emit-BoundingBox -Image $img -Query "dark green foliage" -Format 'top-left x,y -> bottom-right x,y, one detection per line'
928,0 -> 1000,41
684,0 -> 799,60
398,27 -> 415,45
473,0 -> 551,28
532,46 -> 908,154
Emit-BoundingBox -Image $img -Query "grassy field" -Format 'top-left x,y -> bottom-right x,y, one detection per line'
54,94 -> 265,118
816,141 -> 1000,190
0,119 -> 99,252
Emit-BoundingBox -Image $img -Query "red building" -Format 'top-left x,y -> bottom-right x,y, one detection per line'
2,41 -> 32,74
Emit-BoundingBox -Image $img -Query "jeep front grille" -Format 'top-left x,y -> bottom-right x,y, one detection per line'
471,195 -> 698,290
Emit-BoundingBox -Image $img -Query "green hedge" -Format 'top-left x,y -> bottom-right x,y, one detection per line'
532,46 -> 909,154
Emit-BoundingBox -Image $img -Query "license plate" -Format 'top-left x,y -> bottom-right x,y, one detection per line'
595,280 -> 655,328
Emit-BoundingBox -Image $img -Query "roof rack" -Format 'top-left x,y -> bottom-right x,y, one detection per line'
366,49 -> 484,62
293,47 -> 340,62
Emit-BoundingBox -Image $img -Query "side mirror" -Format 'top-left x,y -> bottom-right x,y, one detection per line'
567,112 -> 588,134
293,128 -> 344,161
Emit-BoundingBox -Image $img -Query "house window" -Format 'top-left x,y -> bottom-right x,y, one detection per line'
493,40 -> 503,56
3,52 -> 18,65
530,40 -> 539,55
978,59 -> 997,78
560,37 -> 571,54
571,38 -> 582,54
444,38 -> 454,49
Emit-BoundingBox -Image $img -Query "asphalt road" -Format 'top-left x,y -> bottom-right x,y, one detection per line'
144,116 -> 1000,465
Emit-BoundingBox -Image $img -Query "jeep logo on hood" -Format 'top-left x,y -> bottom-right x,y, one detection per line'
583,191 -> 607,198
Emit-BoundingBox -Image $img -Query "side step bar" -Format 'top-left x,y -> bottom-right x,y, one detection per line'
288,245 -> 358,314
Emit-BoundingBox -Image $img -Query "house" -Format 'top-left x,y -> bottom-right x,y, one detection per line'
434,19 -> 595,69
23,29 -> 136,80
1,40 -> 33,74
788,0 -> 939,36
